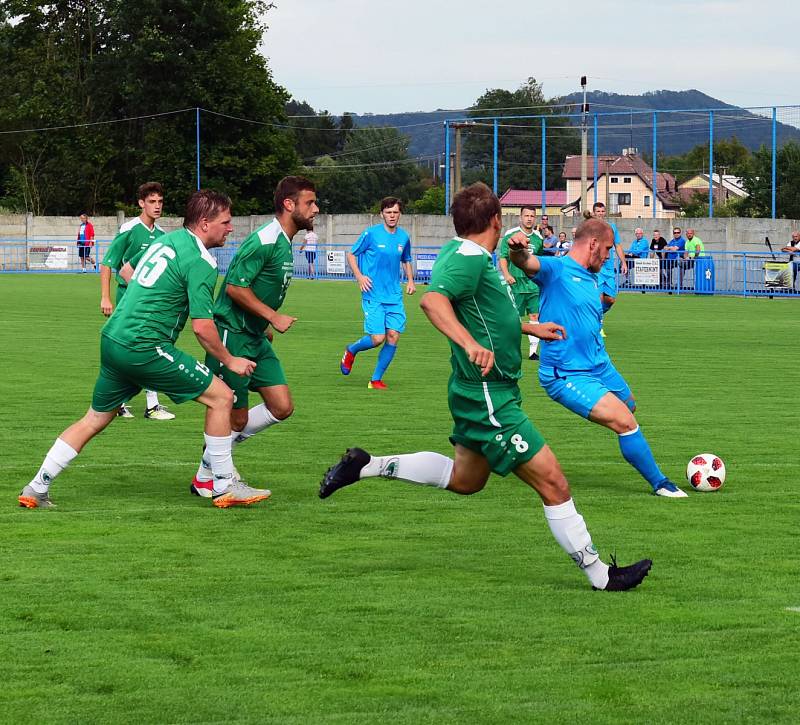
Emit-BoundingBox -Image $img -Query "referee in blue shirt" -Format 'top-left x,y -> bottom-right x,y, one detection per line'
508,218 -> 686,497
340,197 -> 415,389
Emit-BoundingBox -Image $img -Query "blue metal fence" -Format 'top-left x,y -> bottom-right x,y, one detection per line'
2,239 -> 798,298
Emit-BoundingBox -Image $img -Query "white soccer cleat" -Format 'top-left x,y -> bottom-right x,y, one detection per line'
117,404 -> 134,418
654,480 -> 689,498
144,405 -> 176,420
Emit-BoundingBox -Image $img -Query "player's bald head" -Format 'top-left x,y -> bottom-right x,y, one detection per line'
574,218 -> 614,245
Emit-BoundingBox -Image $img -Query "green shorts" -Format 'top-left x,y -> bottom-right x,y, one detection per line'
447,377 -> 545,476
513,287 -> 539,316
92,335 -> 214,412
206,326 -> 287,409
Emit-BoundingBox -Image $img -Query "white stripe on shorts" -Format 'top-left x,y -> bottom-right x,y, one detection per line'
482,382 -> 502,428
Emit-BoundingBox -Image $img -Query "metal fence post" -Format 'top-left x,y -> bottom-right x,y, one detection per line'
708,111 -> 714,218
771,107 -> 777,219
444,120 -> 450,214
652,112 -> 658,219
593,114 -> 599,204
541,117 -> 547,214
492,119 -> 498,195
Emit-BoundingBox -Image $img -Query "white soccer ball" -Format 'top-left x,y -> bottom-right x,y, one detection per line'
686,453 -> 726,492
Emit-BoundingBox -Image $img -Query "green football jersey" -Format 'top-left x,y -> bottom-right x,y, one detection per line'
102,217 -> 166,286
428,237 -> 522,384
498,226 -> 542,293
213,218 -> 294,336
102,228 -> 217,350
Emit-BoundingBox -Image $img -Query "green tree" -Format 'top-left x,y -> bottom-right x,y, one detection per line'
409,185 -> 445,214
739,141 -> 800,218
463,78 -> 580,194
0,1 -> 296,214
307,126 -> 426,213
653,136 -> 752,186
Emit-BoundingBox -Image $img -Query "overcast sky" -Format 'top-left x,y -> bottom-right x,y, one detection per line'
261,0 -> 799,115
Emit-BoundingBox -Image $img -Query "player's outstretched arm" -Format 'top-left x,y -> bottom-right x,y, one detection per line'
522,321 -> 566,341
191,318 -> 255,377
347,251 -> 372,293
226,284 -> 297,334
420,291 -> 494,376
508,232 -> 541,276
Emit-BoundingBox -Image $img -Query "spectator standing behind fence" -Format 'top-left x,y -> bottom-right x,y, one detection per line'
685,228 -> 704,258
77,213 -> 96,273
625,228 -> 650,285
541,225 -> 558,255
650,229 -> 669,288
556,231 -> 572,256
781,231 -> 800,289
665,227 -> 687,288
299,229 -> 318,279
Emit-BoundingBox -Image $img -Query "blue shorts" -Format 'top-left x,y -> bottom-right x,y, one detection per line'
362,298 -> 406,335
598,265 -> 617,297
539,360 -> 632,419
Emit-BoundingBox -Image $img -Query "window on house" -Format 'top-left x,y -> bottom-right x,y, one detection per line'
623,177 -> 632,183
644,195 -> 651,207
617,193 -> 631,205
610,176 -> 619,183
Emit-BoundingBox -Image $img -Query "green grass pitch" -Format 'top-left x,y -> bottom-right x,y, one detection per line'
1,274 -> 799,723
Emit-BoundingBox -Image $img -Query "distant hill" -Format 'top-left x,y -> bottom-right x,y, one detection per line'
349,90 -> 800,158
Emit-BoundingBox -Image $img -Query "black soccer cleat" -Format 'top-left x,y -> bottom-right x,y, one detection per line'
319,447 -> 371,499
594,556 -> 653,591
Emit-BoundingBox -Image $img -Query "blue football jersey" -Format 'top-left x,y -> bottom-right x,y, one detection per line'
351,224 -> 412,303
534,256 -> 610,371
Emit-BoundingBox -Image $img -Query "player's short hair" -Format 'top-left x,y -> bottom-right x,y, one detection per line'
451,182 -> 501,237
274,176 -> 316,214
592,201 -> 605,211
380,196 -> 403,212
543,225 -> 554,235
137,181 -> 164,200
520,205 -> 537,214
575,218 -> 613,243
183,189 -> 232,228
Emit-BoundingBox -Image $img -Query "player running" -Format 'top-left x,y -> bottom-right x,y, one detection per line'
100,181 -> 175,420
319,183 -> 653,591
339,197 -> 415,389
508,217 -> 686,498
498,205 -> 544,360
190,176 -> 319,497
19,190 -> 270,510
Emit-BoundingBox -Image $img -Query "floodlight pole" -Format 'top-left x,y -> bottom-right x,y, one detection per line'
580,76 -> 588,215
195,107 -> 201,191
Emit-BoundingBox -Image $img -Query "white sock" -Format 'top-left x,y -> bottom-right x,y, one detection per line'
360,452 -> 452,488
543,498 -> 609,589
30,438 -> 78,493
232,404 -> 281,445
528,334 -> 539,355
145,390 -> 159,409
204,433 -> 235,494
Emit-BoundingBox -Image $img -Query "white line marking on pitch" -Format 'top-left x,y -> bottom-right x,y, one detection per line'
785,607 -> 800,612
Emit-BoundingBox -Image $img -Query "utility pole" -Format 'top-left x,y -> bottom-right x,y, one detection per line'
580,76 -> 588,215
452,122 -> 471,193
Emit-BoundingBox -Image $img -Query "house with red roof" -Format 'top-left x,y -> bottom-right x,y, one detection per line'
561,149 -> 681,218
498,189 -> 568,217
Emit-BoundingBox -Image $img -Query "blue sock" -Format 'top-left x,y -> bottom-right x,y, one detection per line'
347,335 -> 376,355
372,343 -> 397,381
618,427 -> 667,490
601,300 -> 613,314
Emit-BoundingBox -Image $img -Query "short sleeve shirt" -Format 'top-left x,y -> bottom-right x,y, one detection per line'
213,218 -> 294,336
351,224 -> 412,304
534,255 -> 610,371
601,221 -> 623,274
102,218 -> 166,286
685,237 -> 704,256
498,227 -> 543,293
102,228 -> 217,350
303,231 -> 318,251
428,237 -> 522,384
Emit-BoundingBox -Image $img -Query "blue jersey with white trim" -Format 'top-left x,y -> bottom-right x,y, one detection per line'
534,255 -> 610,371
351,224 -> 412,304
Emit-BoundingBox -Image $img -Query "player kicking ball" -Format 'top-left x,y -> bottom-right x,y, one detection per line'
19,191 -> 270,510
508,217 -> 686,498
320,183 -> 652,591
